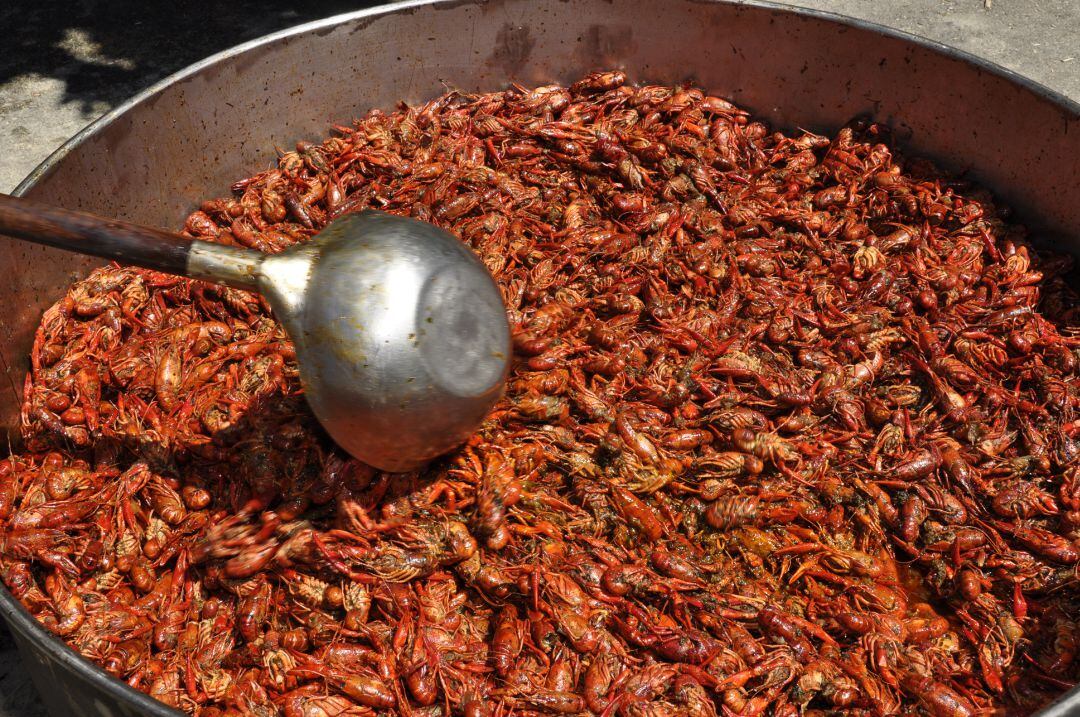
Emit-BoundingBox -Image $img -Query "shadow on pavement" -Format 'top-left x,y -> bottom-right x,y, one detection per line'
0,1 -> 380,118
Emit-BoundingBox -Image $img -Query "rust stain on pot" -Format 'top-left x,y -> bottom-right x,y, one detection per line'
346,7 -> 416,36
228,42 -> 278,79
487,23 -> 535,76
575,24 -> 635,68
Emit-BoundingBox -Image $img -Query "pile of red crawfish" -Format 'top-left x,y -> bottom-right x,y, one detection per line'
1,70 -> 1079,716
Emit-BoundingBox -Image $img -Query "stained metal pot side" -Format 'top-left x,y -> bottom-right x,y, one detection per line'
1,1 -> 1077,714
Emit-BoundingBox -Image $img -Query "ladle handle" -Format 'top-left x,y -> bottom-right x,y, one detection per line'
0,194 -> 261,290
0,193 -> 198,274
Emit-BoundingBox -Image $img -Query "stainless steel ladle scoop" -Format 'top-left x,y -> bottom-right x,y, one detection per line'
0,195 -> 511,472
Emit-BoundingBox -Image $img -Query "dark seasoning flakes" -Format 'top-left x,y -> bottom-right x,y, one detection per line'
2,70 -> 1079,716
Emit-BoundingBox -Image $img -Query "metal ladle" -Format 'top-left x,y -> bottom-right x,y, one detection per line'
0,195 -> 511,472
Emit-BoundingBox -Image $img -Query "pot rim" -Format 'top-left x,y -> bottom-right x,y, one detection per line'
13,0 -> 1080,200
4,1 -> 1078,715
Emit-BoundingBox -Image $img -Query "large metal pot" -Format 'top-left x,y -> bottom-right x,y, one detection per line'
3,1 -> 1078,714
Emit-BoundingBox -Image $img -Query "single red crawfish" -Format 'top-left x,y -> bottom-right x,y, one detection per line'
929,355 -> 981,391
570,70 -> 627,95
400,630 -> 439,706
921,526 -> 992,553
234,578 -> 272,642
44,571 -> 85,636
981,383 -> 1051,419
528,608 -> 559,654
580,353 -> 627,380
494,689 -> 585,715
616,452 -> 683,495
544,596 -> 602,654
953,335 -> 1009,371
937,441 -> 981,497
672,674 -> 719,717
582,651 -> 620,713
881,447 -> 941,482
216,537 -> 280,580
794,657 -> 864,710
902,603 -> 951,645
833,611 -> 906,640
489,605 -> 523,677
813,386 -> 870,433
801,568 -> 908,615
509,367 -> 570,397
900,673 -> 976,717
990,480 -> 1058,518
102,638 -> 150,678
355,539 -> 457,584
648,549 -> 709,584
845,351 -> 885,390
1060,466 -> 1080,512
279,684 -> 376,717
701,615 -> 767,666
760,604 -> 837,648
953,568 -> 985,602
731,427 -> 801,466
774,543 -> 887,579
544,648 -> 577,692
917,482 -> 968,524
693,451 -> 763,480
599,563 -> 649,597
316,643 -> 387,677
144,474 -> 187,526
650,623 -> 722,665
756,372 -> 813,408
898,493 -> 929,543
453,551 -> 514,599
43,462 -> 113,501
984,304 -> 1033,326
469,448 -> 520,550
507,394 -> 570,423
994,521 -> 1080,564
607,485 -> 665,541
600,563 -> 699,598
566,372 -> 616,423
9,486 -> 109,532
0,560 -> 48,611
704,494 -> 819,531
611,411 -> 663,465
607,662 -> 678,709
714,652 -> 796,691
906,355 -> 970,422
